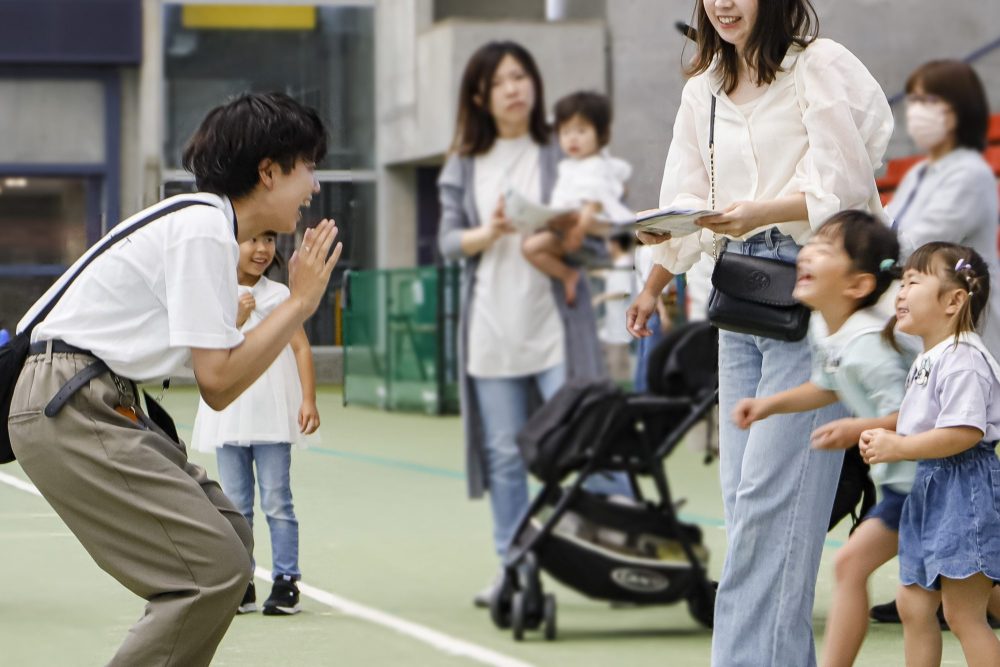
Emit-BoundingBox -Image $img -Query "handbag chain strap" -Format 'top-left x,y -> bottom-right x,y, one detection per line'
708,95 -> 721,262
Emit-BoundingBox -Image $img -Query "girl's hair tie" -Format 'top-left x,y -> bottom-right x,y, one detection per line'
879,258 -> 896,272
954,258 -> 976,296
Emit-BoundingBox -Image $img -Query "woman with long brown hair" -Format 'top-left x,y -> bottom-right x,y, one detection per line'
627,1 -> 893,663
437,41 -> 609,605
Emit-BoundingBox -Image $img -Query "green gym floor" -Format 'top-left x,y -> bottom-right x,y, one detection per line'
0,386 -> 980,665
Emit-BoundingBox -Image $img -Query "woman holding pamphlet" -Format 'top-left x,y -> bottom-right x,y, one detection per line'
626,1 -> 893,664
436,41 -> 611,608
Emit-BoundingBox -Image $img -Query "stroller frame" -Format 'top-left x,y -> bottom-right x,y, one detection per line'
489,325 -> 720,641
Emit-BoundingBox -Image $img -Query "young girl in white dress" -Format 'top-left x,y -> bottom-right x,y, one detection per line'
192,230 -> 320,617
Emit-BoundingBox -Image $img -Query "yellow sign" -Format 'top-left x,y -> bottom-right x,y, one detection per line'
181,5 -> 316,30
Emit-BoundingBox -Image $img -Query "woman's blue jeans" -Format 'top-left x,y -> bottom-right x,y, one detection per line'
711,229 -> 847,667
634,310 -> 664,393
216,443 -> 300,580
472,363 -> 632,558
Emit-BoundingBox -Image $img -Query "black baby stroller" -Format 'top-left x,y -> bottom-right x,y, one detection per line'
488,321 -> 720,641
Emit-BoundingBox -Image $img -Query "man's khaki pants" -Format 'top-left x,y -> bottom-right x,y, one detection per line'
9,350 -> 254,666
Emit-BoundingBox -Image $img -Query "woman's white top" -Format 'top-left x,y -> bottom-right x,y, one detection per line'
191,276 -> 318,450
22,193 -> 244,382
652,38 -> 894,275
550,150 -> 634,223
889,148 -> 1000,357
468,135 -> 565,378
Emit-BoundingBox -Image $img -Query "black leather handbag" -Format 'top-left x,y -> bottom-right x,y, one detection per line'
704,96 -> 810,342
707,251 -> 810,341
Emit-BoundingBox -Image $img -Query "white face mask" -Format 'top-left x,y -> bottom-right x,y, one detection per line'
906,102 -> 952,152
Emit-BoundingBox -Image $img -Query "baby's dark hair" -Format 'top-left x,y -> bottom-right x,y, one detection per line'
884,242 -> 990,346
554,91 -> 612,147
813,210 -> 900,310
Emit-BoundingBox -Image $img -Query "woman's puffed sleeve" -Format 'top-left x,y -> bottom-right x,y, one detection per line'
651,78 -> 712,275
437,153 -> 470,261
792,39 -> 893,229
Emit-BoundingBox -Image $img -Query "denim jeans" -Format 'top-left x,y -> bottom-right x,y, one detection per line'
634,310 -> 664,393
472,364 -> 567,557
711,229 -> 847,667
216,443 -> 300,580
473,363 -> 633,558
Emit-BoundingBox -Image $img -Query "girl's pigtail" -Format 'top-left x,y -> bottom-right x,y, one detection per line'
881,314 -> 902,353
879,258 -> 902,281
951,254 -> 990,339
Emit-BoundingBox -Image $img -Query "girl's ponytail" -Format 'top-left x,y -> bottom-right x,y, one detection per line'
953,254 -> 990,338
881,313 -> 902,353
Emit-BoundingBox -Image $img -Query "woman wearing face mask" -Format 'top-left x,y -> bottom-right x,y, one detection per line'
626,1 -> 893,664
886,60 -> 1000,355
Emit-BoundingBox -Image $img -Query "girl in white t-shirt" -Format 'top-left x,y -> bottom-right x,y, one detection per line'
861,243 -> 1000,666
192,231 -> 319,616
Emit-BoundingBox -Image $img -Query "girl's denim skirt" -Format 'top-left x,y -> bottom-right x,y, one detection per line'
898,443 -> 1000,590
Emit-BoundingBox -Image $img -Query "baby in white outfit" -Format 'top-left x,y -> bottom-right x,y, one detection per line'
522,91 -> 633,305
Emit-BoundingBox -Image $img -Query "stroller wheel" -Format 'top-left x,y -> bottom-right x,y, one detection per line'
511,592 -> 527,641
488,570 -> 514,630
687,580 -> 716,629
543,594 -> 557,641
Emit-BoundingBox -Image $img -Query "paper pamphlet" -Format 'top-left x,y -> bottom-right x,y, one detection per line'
628,207 -> 718,238
504,189 -> 574,234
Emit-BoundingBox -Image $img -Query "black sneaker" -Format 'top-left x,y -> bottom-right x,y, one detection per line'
870,599 -> 942,627
262,575 -> 301,616
237,582 -> 257,614
869,599 -> 901,623
870,599 -> 1000,631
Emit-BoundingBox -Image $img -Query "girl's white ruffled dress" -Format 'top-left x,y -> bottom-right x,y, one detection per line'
191,276 -> 319,451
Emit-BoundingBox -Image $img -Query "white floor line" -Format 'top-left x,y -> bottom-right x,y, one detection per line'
0,470 -> 42,497
255,567 -> 535,667
0,471 -> 535,667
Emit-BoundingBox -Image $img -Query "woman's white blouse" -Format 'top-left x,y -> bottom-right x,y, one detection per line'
652,38 -> 893,274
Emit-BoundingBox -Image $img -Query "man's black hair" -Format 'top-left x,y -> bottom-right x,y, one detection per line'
183,92 -> 327,199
